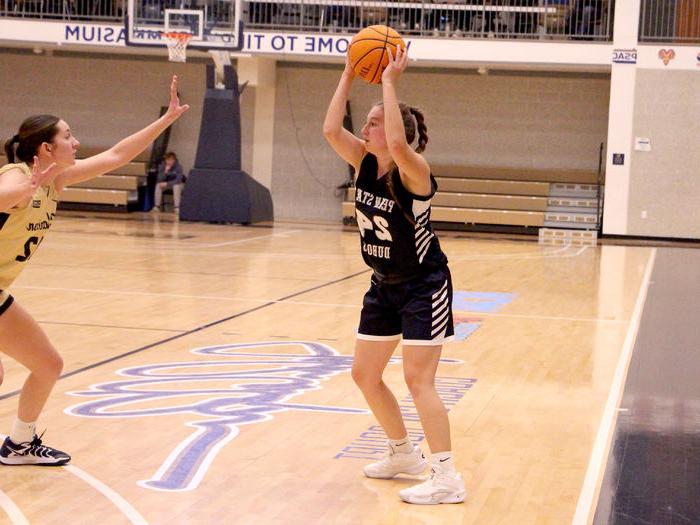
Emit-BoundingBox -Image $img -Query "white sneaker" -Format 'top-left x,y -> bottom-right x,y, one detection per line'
363,444 -> 427,479
399,465 -> 466,504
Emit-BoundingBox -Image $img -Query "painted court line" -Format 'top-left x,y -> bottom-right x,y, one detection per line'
14,285 -> 362,309
41,243 -> 352,260
450,245 -> 589,261
198,230 -> 301,248
1,270 -> 370,404
448,244 -> 571,259
468,311 -> 628,324
30,261 -> 325,283
49,228 -> 301,250
64,465 -> 148,525
209,244 -> 580,261
0,435 -> 146,525
572,248 -> 657,525
17,285 -> 626,324
0,490 -> 29,525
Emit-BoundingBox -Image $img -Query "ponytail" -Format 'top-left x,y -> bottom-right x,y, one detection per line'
3,134 -> 20,163
370,101 -> 431,225
408,106 -> 428,154
385,170 -> 417,226
376,101 -> 429,153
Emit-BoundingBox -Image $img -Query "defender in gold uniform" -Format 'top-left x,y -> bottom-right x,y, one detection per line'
0,163 -> 58,312
0,76 -> 188,465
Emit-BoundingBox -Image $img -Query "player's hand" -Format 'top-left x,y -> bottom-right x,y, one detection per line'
165,75 -> 190,120
382,45 -> 409,85
29,156 -> 58,190
343,56 -> 355,78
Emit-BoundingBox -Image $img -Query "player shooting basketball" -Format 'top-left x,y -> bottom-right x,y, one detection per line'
323,36 -> 466,504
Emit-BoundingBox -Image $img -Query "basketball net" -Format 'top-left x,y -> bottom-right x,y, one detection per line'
162,32 -> 192,63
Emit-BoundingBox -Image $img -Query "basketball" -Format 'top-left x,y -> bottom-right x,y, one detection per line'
348,25 -> 406,84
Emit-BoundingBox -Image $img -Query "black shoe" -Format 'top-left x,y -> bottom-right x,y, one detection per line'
0,432 -> 70,466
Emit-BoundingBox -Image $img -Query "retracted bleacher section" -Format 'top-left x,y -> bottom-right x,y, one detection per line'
61,147 -> 149,211
1,148 -> 149,211
342,164 -> 602,232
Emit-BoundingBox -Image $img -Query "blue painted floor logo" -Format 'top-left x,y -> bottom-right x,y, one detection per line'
66,342 -> 368,491
452,291 -> 516,341
64,341 -> 462,492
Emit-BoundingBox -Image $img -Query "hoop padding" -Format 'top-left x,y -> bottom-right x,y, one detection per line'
162,32 -> 192,63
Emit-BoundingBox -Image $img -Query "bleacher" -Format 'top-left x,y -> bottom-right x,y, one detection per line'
0,148 -> 150,211
342,165 -> 602,232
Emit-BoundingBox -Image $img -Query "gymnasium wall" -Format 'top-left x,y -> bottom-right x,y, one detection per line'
0,51 -> 610,223
627,70 -> 700,238
0,51 -> 255,177
271,62 -> 610,221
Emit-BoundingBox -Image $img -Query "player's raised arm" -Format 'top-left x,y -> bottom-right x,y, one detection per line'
323,59 -> 366,172
381,47 -> 431,196
54,75 -> 189,192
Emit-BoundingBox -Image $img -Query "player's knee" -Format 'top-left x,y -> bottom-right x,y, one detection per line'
49,353 -> 64,379
38,351 -> 63,381
404,370 -> 433,397
351,365 -> 381,391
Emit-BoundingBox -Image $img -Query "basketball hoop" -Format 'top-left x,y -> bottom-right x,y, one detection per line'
162,31 -> 192,63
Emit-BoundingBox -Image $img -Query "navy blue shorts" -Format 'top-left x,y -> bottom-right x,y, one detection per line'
357,266 -> 454,346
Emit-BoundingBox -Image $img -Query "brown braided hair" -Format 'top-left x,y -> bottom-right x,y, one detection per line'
374,102 -> 429,153
374,102 -> 430,225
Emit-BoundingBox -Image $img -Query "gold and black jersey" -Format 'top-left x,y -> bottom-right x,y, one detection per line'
0,163 -> 58,292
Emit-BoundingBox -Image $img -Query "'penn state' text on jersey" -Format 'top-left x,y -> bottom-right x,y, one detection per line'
0,163 -> 59,293
354,153 -> 447,283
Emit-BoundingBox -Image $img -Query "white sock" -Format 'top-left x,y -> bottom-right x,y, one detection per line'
10,418 -> 36,444
431,451 -> 457,473
388,437 -> 414,454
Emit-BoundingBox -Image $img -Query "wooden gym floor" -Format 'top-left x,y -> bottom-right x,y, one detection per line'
0,212 -> 657,524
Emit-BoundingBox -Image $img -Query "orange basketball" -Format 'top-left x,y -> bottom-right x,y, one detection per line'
348,25 -> 406,84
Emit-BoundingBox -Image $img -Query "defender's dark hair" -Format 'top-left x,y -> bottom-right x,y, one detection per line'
4,115 -> 61,164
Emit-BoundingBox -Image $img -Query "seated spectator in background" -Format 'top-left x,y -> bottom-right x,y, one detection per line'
324,5 -> 357,29
480,0 -> 499,36
511,0 -> 538,36
248,1 -> 278,25
568,0 -> 605,38
152,151 -> 185,213
392,1 -> 421,34
425,0 -> 472,37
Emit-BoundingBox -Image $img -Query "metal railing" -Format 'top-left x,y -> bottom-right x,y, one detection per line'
246,0 -> 613,40
0,0 -> 614,41
639,0 -> 700,43
0,0 -> 124,21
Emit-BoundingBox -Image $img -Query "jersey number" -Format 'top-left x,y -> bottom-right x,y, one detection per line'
356,210 -> 392,241
16,236 -> 42,262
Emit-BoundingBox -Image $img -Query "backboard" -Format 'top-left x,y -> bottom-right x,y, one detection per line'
126,0 -> 244,52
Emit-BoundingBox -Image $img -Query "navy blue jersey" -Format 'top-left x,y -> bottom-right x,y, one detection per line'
354,153 -> 448,283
